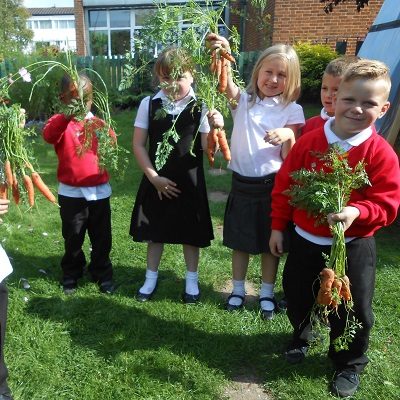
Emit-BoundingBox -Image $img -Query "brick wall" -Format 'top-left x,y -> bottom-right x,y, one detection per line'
74,0 -> 86,56
231,0 -> 383,54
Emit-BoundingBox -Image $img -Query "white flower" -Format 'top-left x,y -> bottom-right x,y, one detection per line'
18,67 -> 32,82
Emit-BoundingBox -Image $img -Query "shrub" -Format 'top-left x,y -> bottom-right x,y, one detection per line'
294,42 -> 338,103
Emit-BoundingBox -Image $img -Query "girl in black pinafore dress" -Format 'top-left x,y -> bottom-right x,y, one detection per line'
130,47 -> 222,303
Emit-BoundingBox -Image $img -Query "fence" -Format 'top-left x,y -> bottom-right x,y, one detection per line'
0,52 -> 261,92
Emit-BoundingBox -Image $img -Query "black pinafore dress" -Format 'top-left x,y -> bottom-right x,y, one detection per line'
130,97 -> 214,247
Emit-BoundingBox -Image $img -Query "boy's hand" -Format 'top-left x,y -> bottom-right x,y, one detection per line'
207,109 -> 224,128
264,128 -> 294,146
149,175 -> 181,200
269,230 -> 284,257
327,206 -> 360,231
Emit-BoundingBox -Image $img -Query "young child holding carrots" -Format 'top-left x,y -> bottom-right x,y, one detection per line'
269,59 -> 400,397
206,34 -> 305,319
130,47 -> 224,304
301,56 -> 360,136
43,73 -> 115,295
0,198 -> 13,400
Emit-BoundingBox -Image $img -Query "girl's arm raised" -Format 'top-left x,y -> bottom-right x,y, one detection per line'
206,33 -> 240,106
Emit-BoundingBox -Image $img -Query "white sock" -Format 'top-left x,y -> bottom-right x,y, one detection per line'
228,279 -> 245,306
139,269 -> 158,294
185,271 -> 199,295
260,282 -> 275,311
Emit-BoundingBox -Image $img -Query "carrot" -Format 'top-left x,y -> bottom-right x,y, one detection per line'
0,183 -> 8,200
4,160 -> 13,187
218,57 -> 228,93
11,174 -> 20,205
31,172 -> 56,203
220,48 -> 236,63
23,174 -> 35,207
216,128 -> 231,161
340,275 -> 351,301
210,51 -> 217,73
216,57 -> 222,79
316,287 -> 332,306
207,128 -> 218,167
319,267 -> 335,291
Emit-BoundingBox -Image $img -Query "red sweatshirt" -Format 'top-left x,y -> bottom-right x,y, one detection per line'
43,114 -> 112,187
301,115 -> 326,136
271,126 -> 400,238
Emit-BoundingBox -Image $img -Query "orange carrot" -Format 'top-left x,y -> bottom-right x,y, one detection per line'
23,175 -> 35,207
11,174 -> 20,205
0,183 -> 8,200
319,267 -> 335,291
31,172 -> 56,203
210,51 -> 217,73
207,128 -> 218,167
216,56 -> 222,79
218,57 -> 228,93
216,128 -> 231,161
4,160 -> 13,187
220,48 -> 236,63
340,275 -> 351,301
316,287 -> 332,306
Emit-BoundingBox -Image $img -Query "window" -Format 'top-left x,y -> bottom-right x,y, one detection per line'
89,30 -> 108,56
89,10 -> 107,28
39,20 -> 52,29
110,10 -> 130,28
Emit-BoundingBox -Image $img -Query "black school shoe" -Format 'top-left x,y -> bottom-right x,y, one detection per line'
259,296 -> 277,320
331,370 -> 360,398
225,293 -> 245,311
99,280 -> 116,294
284,339 -> 309,364
62,278 -> 77,295
182,291 -> 200,304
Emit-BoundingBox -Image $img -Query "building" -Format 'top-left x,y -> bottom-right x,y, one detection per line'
231,0 -> 384,55
24,0 -> 76,52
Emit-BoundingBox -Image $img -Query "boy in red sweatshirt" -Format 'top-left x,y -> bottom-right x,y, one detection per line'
43,74 -> 115,295
270,59 -> 400,397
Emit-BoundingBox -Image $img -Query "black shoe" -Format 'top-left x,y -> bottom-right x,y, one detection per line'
259,296 -> 277,320
331,370 -> 360,398
99,280 -> 115,294
62,278 -> 77,295
136,285 -> 157,302
0,391 -> 13,400
284,345 -> 309,364
182,291 -> 200,304
225,293 -> 245,311
277,297 -> 287,313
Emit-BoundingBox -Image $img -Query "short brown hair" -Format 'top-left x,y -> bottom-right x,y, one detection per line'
153,47 -> 194,80
341,59 -> 391,98
324,55 -> 361,77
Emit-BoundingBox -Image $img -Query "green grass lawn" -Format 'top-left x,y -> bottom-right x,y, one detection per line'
2,107 -> 399,400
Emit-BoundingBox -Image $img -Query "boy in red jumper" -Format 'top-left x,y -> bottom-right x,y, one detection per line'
270,59 -> 400,397
43,74 -> 115,295
301,56 -> 359,136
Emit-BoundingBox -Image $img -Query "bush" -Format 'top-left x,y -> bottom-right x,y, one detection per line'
294,42 -> 338,103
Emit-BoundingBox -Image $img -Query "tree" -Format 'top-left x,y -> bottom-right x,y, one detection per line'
320,0 -> 370,14
0,0 -> 33,61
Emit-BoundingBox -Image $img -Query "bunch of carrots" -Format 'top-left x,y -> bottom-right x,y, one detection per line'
316,267 -> 351,309
206,39 -> 234,167
0,103 -> 56,208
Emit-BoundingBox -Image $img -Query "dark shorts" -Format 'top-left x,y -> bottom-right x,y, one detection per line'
223,172 -> 276,255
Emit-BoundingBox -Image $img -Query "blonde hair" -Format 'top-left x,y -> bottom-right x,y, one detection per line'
153,47 -> 194,82
324,55 -> 361,77
247,44 -> 301,106
341,58 -> 391,99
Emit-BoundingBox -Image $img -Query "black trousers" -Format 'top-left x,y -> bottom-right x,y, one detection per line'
283,230 -> 376,374
0,283 -> 11,395
59,195 -> 113,283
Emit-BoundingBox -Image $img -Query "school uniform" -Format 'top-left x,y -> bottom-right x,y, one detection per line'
224,91 -> 305,254
0,246 -> 13,398
271,119 -> 400,373
43,112 -> 113,284
301,107 -> 330,136
130,89 -> 213,247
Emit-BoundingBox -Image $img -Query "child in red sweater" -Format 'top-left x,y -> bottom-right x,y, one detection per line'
270,59 -> 400,397
43,74 -> 115,295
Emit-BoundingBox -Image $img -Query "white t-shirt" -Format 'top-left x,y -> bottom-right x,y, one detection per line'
229,92 -> 305,177
0,244 -> 12,283
134,88 -> 210,134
